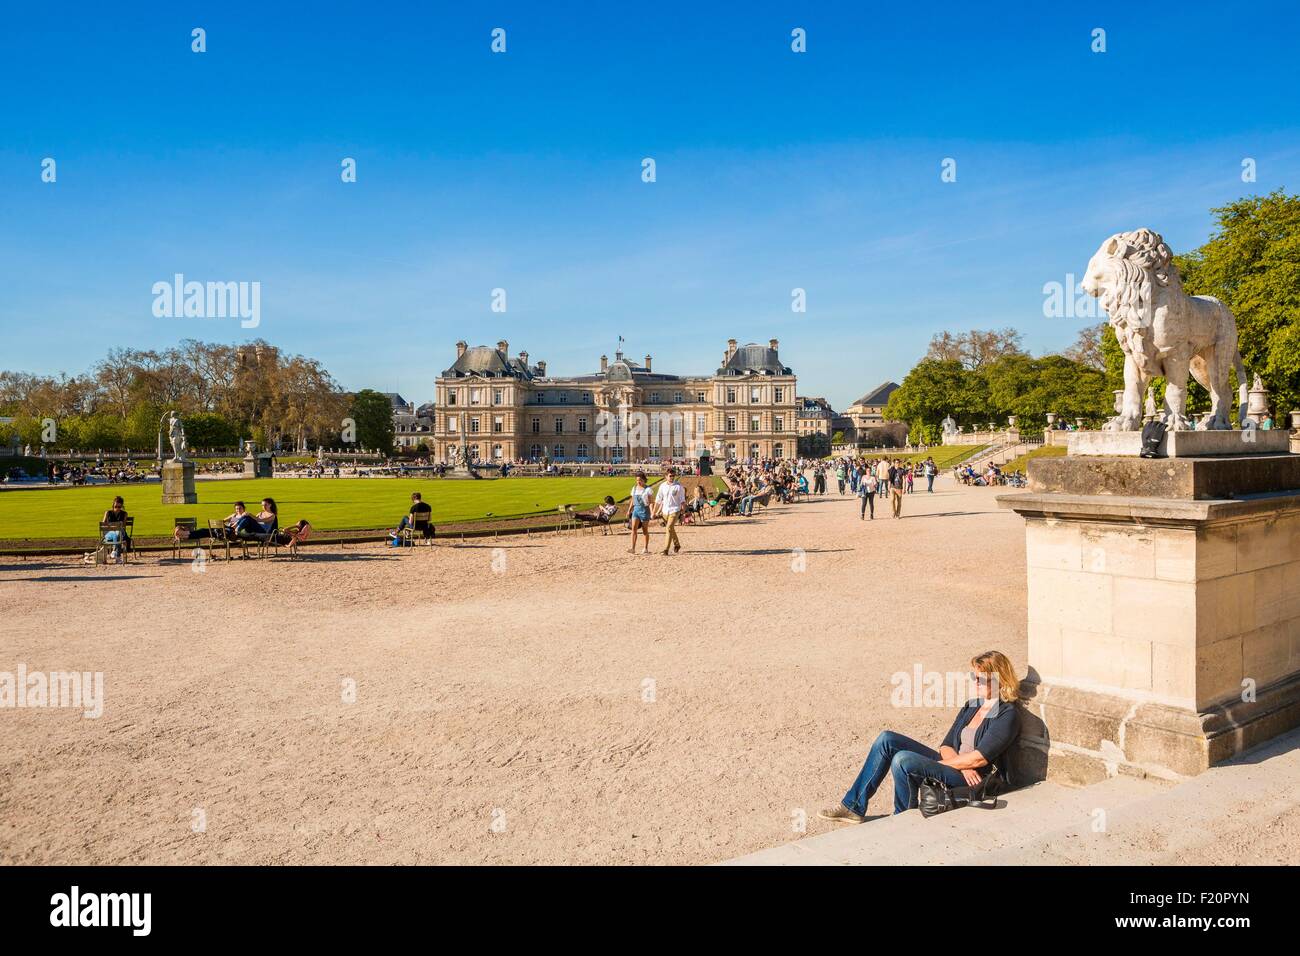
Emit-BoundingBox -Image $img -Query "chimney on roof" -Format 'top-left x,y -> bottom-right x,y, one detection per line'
769,338 -> 779,351
455,340 -> 467,357
497,339 -> 509,354
726,338 -> 737,362
600,354 -> 608,373
644,354 -> 652,372
537,360 -> 547,376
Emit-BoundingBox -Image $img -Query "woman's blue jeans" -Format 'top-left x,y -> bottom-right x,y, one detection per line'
842,730 -> 968,815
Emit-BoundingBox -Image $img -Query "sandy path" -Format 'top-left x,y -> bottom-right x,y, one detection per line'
0,477 -> 1027,865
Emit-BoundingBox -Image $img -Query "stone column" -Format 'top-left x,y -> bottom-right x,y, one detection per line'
999,429 -> 1300,783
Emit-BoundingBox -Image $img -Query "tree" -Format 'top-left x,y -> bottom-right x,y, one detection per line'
1063,323 -> 1107,371
350,389 -> 395,453
183,412 -> 240,450
797,433 -> 830,457
983,354 -> 1109,426
1175,190 -> 1300,415
925,328 -> 1025,370
886,358 -> 988,433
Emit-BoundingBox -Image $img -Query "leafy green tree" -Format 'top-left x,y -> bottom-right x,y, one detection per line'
886,359 -> 988,432
183,412 -> 240,450
985,354 -> 1110,426
349,389 -> 395,453
1176,190 -> 1300,414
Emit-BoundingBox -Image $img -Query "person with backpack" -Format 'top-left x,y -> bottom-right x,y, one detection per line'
889,460 -> 905,518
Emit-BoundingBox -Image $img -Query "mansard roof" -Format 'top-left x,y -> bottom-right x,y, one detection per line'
443,346 -> 536,379
719,343 -> 792,376
850,381 -> 899,407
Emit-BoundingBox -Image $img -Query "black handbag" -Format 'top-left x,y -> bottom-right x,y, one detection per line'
917,765 -> 999,818
1140,419 -> 1168,458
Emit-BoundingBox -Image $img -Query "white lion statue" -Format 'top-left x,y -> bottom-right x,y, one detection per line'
1081,228 -> 1247,431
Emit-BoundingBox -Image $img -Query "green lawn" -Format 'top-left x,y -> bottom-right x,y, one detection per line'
0,476 -> 647,541
1002,444 -> 1067,474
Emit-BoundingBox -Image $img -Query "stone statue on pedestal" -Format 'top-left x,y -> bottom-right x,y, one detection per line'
159,411 -> 197,504
1083,228 -> 1249,431
168,412 -> 187,461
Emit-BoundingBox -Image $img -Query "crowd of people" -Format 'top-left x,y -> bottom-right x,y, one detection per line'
800,455 -> 940,519
84,449 -> 984,562
954,461 -> 1024,487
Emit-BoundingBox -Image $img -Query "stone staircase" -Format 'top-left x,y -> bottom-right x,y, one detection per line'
959,438 -> 1037,472
722,727 -> 1300,865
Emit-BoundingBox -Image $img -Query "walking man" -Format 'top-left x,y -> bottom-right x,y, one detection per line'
924,456 -> 937,493
889,460 -> 905,519
654,467 -> 687,555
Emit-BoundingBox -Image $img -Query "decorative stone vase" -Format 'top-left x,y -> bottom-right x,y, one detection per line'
1247,376 -> 1270,421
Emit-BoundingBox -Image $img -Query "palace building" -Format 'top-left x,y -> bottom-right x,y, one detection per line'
431,338 -> 799,464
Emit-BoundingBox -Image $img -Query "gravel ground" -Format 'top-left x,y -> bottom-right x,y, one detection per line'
0,475 -> 1027,865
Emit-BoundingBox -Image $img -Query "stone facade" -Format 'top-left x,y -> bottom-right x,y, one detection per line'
385,393 -> 435,451
1001,450 -> 1300,782
432,339 -> 799,464
832,381 -> 905,448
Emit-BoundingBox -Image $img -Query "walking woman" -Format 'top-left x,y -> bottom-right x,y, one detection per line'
835,460 -> 847,495
858,470 -> 877,520
628,471 -> 654,555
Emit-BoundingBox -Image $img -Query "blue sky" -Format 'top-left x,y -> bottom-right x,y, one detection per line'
2,1 -> 1297,409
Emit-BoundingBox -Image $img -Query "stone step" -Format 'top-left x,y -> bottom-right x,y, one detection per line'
722,775 -> 1161,866
723,727 -> 1300,865
975,727 -> 1300,865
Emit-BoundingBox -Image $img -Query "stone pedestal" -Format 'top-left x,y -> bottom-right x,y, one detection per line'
161,459 -> 197,504
999,447 -> 1300,783
243,452 -> 273,478
1068,428 -> 1290,458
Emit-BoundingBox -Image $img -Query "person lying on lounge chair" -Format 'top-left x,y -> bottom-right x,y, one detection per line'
575,496 -> 618,533
172,502 -> 250,542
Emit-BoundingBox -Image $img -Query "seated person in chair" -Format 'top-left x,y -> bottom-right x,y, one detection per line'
389,491 -> 434,543
819,650 -> 1021,822
575,495 -> 618,533
101,495 -> 130,560
172,502 -> 247,543
685,485 -> 709,523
